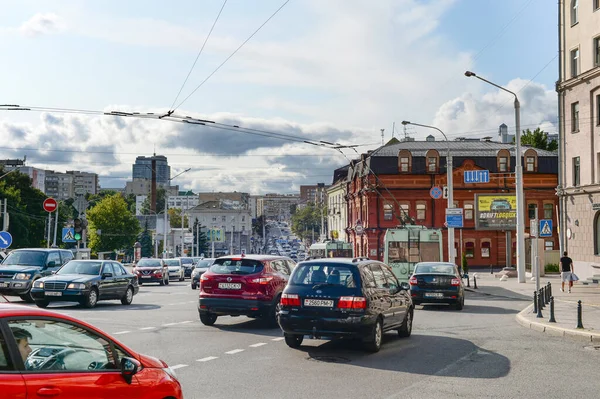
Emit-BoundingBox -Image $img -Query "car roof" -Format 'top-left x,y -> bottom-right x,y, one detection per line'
8,248 -> 59,253
298,257 -> 375,266
216,255 -> 291,261
415,262 -> 457,267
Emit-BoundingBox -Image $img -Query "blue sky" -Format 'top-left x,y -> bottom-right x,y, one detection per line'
0,0 -> 559,194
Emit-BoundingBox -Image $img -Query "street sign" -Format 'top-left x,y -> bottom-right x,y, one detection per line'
62,228 -> 76,243
355,221 -> 364,236
464,170 -> 490,184
43,198 -> 58,213
207,228 -> 225,242
430,186 -> 443,200
445,208 -> 464,228
529,220 -> 538,238
539,219 -> 553,237
0,231 -> 13,249
443,186 -> 448,199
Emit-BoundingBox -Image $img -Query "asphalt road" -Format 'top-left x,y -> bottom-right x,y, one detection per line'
16,281 -> 600,399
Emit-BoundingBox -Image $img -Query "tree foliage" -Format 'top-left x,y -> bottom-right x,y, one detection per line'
140,187 -> 166,215
168,208 -> 189,228
291,204 -> 325,242
519,128 -> 558,152
138,220 -> 154,258
86,194 -> 140,253
192,218 -> 209,256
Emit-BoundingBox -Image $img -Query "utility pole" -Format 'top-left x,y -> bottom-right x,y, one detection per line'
46,213 -> 52,248
163,195 -> 168,258
2,198 -> 8,231
150,158 -> 157,213
52,204 -> 59,247
230,216 -> 235,254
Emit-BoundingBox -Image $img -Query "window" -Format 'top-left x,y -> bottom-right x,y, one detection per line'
212,216 -> 217,222
398,150 -> 412,173
465,241 -> 475,258
572,102 -> 580,131
573,156 -> 580,186
571,0 -> 578,25
369,264 -> 388,289
595,37 -> 600,67
497,149 -> 510,172
46,252 -> 60,267
428,157 -> 437,172
383,201 -> 393,221
528,203 -> 538,219
526,156 -> 535,172
113,263 -> 125,276
597,94 -> 600,126
464,202 -> 474,220
221,216 -> 226,222
571,48 -> 579,78
0,333 -> 13,371
595,0 -> 600,11
400,157 -> 410,172
481,241 -> 491,258
380,265 -> 399,292
543,203 -> 553,219
400,203 -> 410,218
416,203 -> 426,220
545,241 -> 554,251
102,263 -> 114,275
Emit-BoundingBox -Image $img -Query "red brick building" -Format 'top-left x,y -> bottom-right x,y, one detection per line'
343,139 -> 558,267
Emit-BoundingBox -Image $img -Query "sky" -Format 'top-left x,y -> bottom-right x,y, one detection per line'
0,0 -> 559,194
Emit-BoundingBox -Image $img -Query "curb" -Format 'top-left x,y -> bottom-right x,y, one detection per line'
515,304 -> 600,343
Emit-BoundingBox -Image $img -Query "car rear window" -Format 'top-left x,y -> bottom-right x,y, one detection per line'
290,264 -> 356,288
196,260 -> 213,268
164,260 -> 180,266
180,258 -> 193,265
415,264 -> 456,275
210,259 -> 264,275
136,259 -> 161,267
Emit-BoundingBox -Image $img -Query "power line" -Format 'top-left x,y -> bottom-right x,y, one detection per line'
169,0 -> 228,111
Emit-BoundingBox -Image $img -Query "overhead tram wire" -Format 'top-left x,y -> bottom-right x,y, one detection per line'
170,0 -> 291,113
169,0 -> 228,112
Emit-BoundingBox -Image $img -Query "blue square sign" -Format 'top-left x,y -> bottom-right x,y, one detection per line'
539,219 -> 552,237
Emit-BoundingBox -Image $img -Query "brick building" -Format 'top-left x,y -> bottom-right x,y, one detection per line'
345,139 -> 558,268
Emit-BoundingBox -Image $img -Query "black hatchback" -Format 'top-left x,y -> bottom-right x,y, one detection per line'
278,258 -> 413,352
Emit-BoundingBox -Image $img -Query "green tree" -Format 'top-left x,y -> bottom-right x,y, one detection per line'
291,204 -> 324,242
192,218 -> 209,256
140,187 -> 166,215
168,208 -> 189,228
519,128 -> 558,152
86,194 -> 140,253
138,220 -> 154,258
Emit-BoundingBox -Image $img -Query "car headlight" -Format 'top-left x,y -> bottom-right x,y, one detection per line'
33,280 -> 44,289
14,273 -> 31,280
67,283 -> 86,290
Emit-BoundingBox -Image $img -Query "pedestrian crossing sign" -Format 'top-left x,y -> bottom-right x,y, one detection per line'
62,227 -> 76,242
539,219 -> 552,237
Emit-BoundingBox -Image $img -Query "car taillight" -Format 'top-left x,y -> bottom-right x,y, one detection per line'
200,274 -> 210,281
281,293 -> 300,306
251,276 -> 273,284
338,296 -> 366,309
409,276 -> 418,286
451,278 -> 461,286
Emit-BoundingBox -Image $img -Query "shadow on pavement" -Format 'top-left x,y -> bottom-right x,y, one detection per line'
296,334 -> 510,379
418,304 -> 519,315
466,286 -> 532,301
42,302 -> 161,312
213,317 -> 283,337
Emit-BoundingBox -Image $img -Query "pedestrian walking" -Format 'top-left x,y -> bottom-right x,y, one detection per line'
560,251 -> 574,293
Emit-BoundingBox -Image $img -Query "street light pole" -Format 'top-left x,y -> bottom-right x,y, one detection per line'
465,71 -> 525,283
401,121 -> 454,264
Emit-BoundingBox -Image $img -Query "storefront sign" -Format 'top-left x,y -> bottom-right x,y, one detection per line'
475,194 -> 517,230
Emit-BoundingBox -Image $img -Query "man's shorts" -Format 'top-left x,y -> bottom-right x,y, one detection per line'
561,271 -> 572,282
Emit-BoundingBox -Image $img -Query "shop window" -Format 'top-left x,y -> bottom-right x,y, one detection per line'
465,241 -> 475,258
464,202 -> 474,220
544,203 -> 553,219
528,203 -> 538,219
416,203 -> 426,220
384,201 -> 393,221
481,241 -> 491,258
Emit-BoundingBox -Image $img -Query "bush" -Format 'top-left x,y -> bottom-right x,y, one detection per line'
545,263 -> 559,273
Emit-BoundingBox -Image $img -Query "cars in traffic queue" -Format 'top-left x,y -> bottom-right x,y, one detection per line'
408,262 -> 465,310
133,258 -> 169,286
163,259 -> 185,281
0,248 -> 73,303
198,255 -> 296,326
191,258 -> 216,290
0,303 -> 182,398
179,257 -> 195,279
278,258 -> 413,352
30,260 -> 139,309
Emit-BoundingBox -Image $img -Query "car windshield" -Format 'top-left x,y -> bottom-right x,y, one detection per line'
180,258 -> 193,265
1,251 -> 46,267
58,261 -> 102,275
290,264 -> 356,288
136,259 -> 161,267
415,264 -> 456,275
164,260 -> 180,266
210,259 -> 264,275
196,260 -> 212,268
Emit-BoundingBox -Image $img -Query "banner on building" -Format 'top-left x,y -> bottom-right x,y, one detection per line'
475,194 -> 517,230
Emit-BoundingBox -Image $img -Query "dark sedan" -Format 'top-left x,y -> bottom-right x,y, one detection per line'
190,258 -> 215,290
31,260 -> 139,308
408,262 -> 464,310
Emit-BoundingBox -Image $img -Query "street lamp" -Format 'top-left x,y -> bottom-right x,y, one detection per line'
464,70 -> 525,283
401,121 -> 455,264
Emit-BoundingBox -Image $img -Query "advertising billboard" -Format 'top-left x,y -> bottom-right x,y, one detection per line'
475,194 -> 517,230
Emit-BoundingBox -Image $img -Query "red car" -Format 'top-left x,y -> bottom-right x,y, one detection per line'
199,254 -> 295,326
0,303 -> 182,399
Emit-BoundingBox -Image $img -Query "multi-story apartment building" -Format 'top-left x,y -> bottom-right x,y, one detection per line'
12,166 -> 45,192
558,0 -> 600,279
66,171 -> 99,196
256,194 -> 300,221
326,167 -> 349,242
45,171 -> 74,200
300,184 -> 329,205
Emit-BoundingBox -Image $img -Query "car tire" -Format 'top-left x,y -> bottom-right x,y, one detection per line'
284,333 -> 303,349
179,274 -> 184,282
455,296 -> 464,311
35,300 -> 49,308
191,283 -> 197,290
199,312 -> 218,326
82,288 -> 99,309
165,276 -> 169,285
364,318 -> 383,353
121,286 -> 134,305
266,295 -> 282,327
398,309 -> 413,338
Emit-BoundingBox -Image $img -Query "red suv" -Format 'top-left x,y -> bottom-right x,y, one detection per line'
199,255 -> 295,326
0,303 -> 182,398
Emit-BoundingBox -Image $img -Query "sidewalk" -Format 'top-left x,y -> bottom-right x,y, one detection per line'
466,272 -> 600,343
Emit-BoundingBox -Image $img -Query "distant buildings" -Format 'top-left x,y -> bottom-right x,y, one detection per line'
300,184 -> 328,204
256,194 -> 300,221
132,155 -> 170,185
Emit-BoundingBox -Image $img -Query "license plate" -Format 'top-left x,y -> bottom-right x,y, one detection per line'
141,276 -> 151,278
218,283 -> 241,290
0,282 -> 9,288
424,292 -> 443,298
45,291 -> 62,297
304,299 -> 333,307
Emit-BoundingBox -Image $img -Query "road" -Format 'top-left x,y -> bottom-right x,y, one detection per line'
15,281 -> 599,399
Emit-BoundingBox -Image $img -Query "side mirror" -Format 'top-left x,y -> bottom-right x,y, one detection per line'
51,270 -> 57,275
102,272 -> 113,278
46,261 -> 57,268
120,357 -> 141,384
400,282 -> 410,291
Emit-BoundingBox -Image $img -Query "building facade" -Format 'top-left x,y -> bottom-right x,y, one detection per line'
326,166 -> 350,242
256,194 -> 300,221
66,171 -> 99,196
558,0 -> 600,279
132,155 -> 171,185
45,171 -> 74,200
345,140 -> 559,268
300,184 -> 328,204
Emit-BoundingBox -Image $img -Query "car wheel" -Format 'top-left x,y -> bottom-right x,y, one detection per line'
455,296 -> 464,311
82,288 -> 99,309
284,333 -> 303,349
199,312 -> 218,326
266,295 -> 282,327
165,276 -> 169,285
398,308 -> 413,338
364,318 -> 383,352
35,300 -> 49,308
179,274 -> 184,282
191,283 -> 197,290
121,287 -> 134,305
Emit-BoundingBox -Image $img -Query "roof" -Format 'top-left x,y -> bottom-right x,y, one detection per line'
298,257 -> 376,265
370,140 -> 557,157
216,254 -> 291,261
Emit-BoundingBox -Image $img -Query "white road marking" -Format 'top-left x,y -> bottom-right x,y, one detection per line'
170,364 -> 188,370
197,356 -> 219,362
113,331 -> 131,335
225,349 -> 244,355
271,337 -> 285,341
162,322 -> 178,326
139,327 -> 155,330
179,320 -> 193,324
249,343 -> 267,348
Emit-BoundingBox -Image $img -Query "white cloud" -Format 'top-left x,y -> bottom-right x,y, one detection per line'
19,13 -> 64,37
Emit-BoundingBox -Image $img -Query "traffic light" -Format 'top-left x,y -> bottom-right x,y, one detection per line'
74,219 -> 82,241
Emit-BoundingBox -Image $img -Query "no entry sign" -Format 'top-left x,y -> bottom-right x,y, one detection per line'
43,198 -> 58,213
